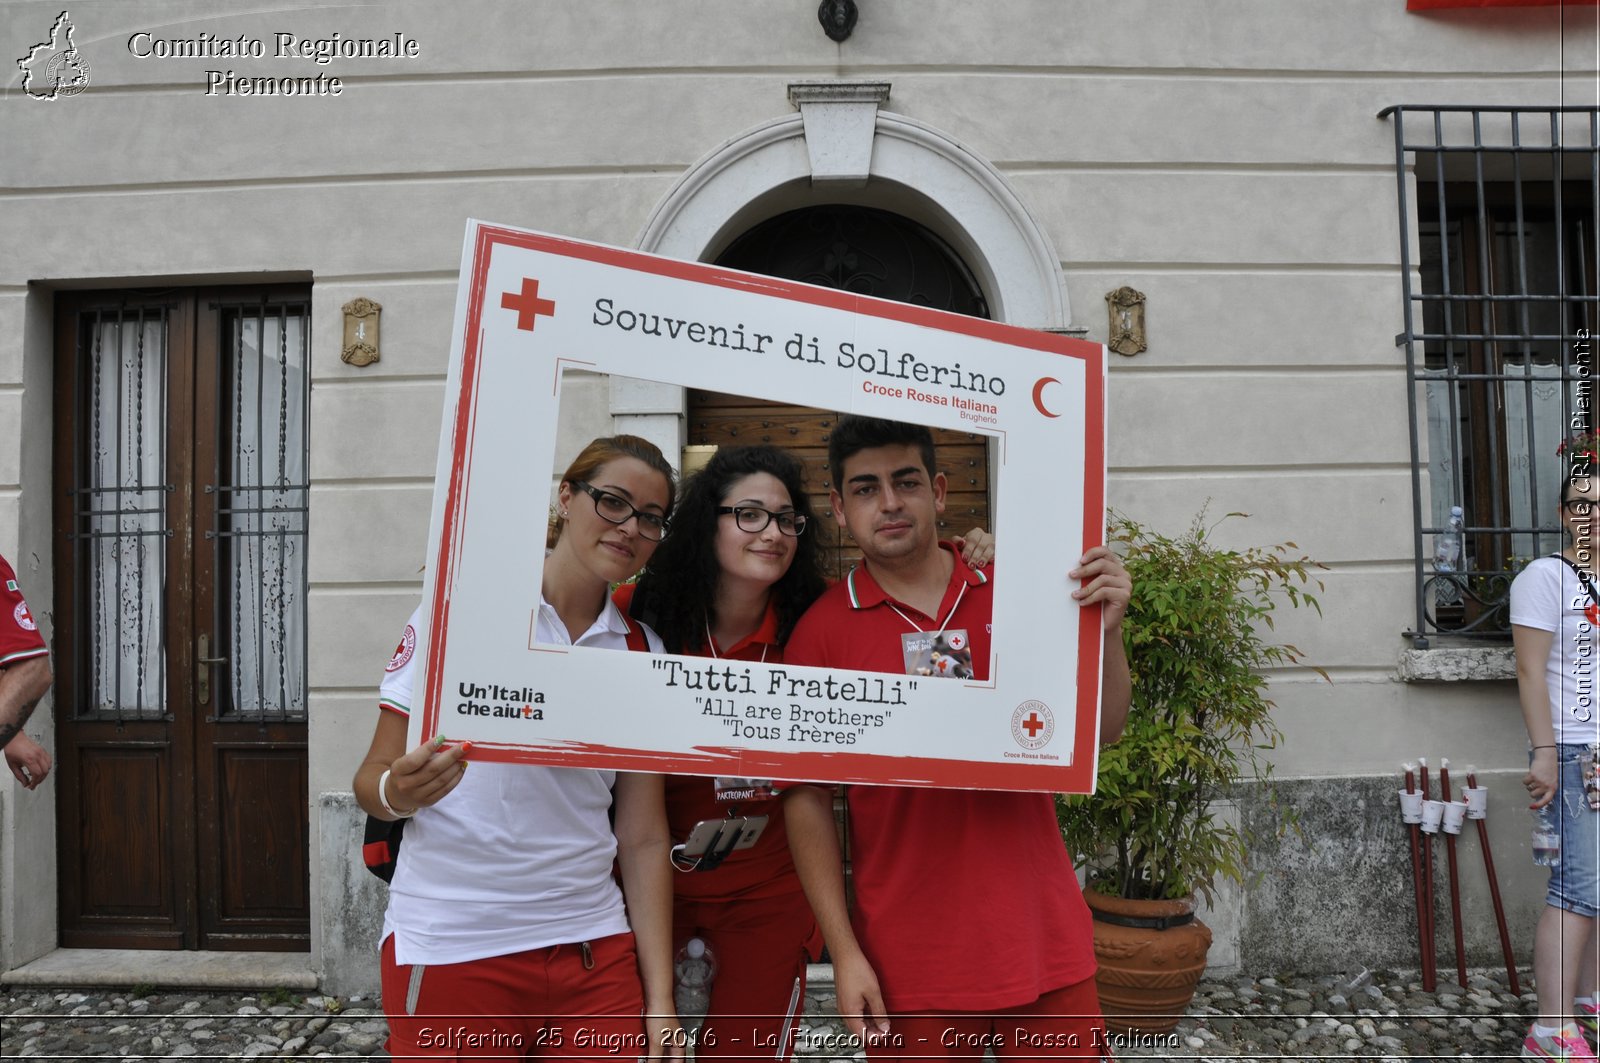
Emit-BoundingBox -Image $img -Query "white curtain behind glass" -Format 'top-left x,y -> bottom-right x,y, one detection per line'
225,311 -> 308,715
1425,362 -> 1570,566
1422,368 -> 1463,558
88,316 -> 166,714
1504,360 -> 1569,563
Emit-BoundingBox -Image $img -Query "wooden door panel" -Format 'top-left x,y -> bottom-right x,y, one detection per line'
191,293 -> 310,950
53,295 -> 192,949
62,738 -> 182,949
200,742 -> 309,949
77,743 -> 171,913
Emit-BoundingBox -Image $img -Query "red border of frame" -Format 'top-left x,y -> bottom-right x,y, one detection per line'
420,225 -> 1106,792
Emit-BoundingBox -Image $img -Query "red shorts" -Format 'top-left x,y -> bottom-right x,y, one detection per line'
673,889 -> 820,1061
381,932 -> 647,1060
867,978 -> 1111,1062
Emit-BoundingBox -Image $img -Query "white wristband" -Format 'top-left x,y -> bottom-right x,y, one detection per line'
377,768 -> 417,819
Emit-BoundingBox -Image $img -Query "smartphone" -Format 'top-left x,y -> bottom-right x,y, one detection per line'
679,815 -> 768,858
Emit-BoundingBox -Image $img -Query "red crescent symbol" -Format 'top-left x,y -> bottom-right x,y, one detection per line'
1032,377 -> 1061,418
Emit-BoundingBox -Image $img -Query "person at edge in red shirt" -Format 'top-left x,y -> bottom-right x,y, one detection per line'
618,444 -> 993,1061
782,416 -> 1132,1061
354,436 -> 683,1061
0,552 -> 52,791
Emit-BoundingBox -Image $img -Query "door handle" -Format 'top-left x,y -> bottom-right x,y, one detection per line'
197,633 -> 228,707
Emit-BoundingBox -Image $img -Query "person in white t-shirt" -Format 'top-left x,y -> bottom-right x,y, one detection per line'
354,435 -> 683,1061
1512,460 -> 1600,1061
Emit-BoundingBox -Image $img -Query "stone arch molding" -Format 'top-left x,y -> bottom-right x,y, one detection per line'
636,105 -> 1070,330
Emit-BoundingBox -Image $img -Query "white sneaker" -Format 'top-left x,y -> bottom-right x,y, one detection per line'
1523,1025 -> 1598,1061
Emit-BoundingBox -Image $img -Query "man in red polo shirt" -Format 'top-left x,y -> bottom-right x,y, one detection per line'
783,416 -> 1130,1060
0,553 -> 53,790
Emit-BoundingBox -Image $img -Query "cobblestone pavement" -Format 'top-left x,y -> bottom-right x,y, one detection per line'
0,966 -> 1542,1060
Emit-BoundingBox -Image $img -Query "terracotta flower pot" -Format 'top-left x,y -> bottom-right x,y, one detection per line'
1084,891 -> 1213,1035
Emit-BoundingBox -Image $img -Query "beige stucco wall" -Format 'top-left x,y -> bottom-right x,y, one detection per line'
2,0 -> 1596,985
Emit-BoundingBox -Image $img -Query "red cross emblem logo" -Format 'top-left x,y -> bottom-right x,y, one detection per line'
1011,699 -> 1054,750
386,624 -> 416,673
501,278 -> 557,331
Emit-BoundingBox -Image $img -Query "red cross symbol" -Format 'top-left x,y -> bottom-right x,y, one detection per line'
501,278 -> 557,331
1021,712 -> 1045,738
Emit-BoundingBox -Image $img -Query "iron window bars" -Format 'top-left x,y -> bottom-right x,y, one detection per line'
1383,105 -> 1598,645
65,294 -> 310,721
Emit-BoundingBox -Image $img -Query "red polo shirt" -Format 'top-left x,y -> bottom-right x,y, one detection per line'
613,583 -> 800,901
0,555 -> 48,668
783,545 -> 1096,1012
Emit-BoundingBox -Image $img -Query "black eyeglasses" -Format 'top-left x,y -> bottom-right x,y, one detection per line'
716,506 -> 807,536
1567,499 -> 1596,517
574,482 -> 668,541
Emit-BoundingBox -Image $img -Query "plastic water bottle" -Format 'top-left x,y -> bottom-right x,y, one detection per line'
1433,506 -> 1464,573
673,937 -> 717,1030
1533,804 -> 1562,867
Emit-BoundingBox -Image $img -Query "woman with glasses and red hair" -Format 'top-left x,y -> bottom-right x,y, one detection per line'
355,434 -> 682,1061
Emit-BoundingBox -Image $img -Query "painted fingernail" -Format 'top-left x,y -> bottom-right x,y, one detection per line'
433,735 -> 448,748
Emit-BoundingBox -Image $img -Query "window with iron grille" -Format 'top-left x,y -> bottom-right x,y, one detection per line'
1385,105 -> 1598,645
56,289 -> 311,719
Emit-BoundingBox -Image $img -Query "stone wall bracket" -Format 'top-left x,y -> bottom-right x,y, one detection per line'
340,297 -> 382,367
1106,286 -> 1146,357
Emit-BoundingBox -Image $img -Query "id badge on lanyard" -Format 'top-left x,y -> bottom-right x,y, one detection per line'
888,578 -> 973,678
901,628 -> 974,678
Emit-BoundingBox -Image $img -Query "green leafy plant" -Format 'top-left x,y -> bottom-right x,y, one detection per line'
1057,509 -> 1327,903
261,987 -> 300,1008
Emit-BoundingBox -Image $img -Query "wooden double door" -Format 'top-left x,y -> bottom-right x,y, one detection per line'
52,287 -> 310,950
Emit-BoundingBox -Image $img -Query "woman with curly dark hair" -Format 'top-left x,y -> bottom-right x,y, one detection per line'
628,445 -> 827,656
616,444 -> 991,1061
614,445 -> 822,1062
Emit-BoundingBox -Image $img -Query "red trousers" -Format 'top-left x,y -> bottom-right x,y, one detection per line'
381,932 -> 647,1060
673,889 -> 820,1061
866,978 -> 1112,1061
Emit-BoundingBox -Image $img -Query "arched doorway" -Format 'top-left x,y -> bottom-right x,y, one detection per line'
688,205 -> 994,579
637,105 -> 1070,329
638,98 -> 1073,577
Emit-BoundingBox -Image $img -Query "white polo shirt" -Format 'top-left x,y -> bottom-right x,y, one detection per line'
377,596 -> 662,965
1510,556 -> 1599,746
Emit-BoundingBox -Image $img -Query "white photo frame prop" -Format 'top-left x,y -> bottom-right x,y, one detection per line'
408,222 -> 1107,793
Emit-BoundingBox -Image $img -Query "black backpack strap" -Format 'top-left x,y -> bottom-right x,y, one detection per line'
362,815 -> 404,883
1550,553 -> 1600,607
